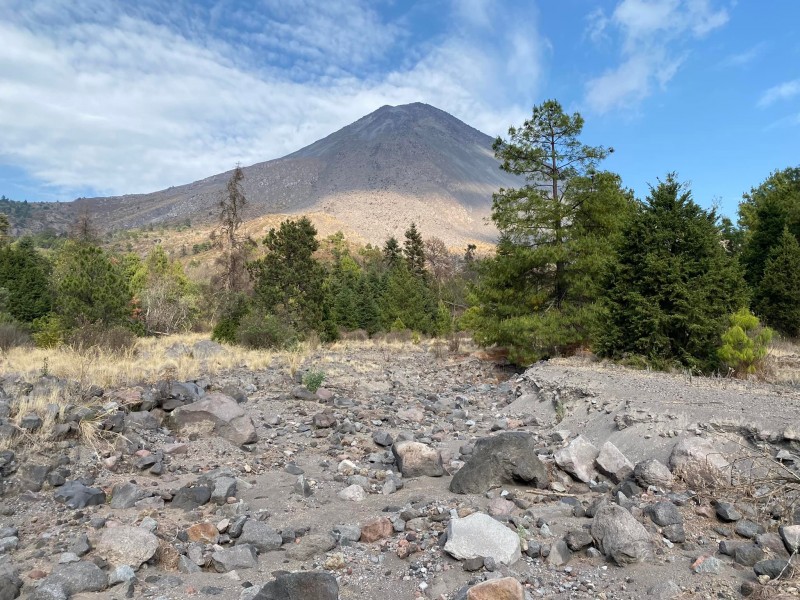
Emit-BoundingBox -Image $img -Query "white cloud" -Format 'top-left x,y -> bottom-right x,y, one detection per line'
720,42 -> 767,68
758,79 -> 800,108
584,0 -> 729,113
0,0 -> 543,198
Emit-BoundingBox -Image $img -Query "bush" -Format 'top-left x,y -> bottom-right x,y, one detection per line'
68,323 -> 137,354
340,329 -> 369,342
31,314 -> 68,348
718,308 -> 773,377
235,311 -> 298,350
302,369 -> 325,392
0,322 -> 31,351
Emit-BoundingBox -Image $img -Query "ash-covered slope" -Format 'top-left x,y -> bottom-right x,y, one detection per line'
75,103 -> 521,245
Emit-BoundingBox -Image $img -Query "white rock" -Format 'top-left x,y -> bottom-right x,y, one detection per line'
337,484 -> 366,502
444,512 -> 521,565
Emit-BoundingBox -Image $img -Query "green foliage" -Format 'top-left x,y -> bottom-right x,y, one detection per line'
403,222 -> 426,278
468,100 -> 629,364
0,237 -> 52,322
52,240 -> 131,327
211,293 -> 250,344
598,174 -> 748,371
381,263 -> 436,334
31,314 -> 68,348
248,217 -> 326,333
382,237 -> 402,268
717,308 -> 773,376
753,228 -> 800,336
235,309 -> 298,350
302,369 -> 326,392
0,322 -> 31,351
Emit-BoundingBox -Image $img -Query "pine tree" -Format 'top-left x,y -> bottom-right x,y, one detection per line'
380,263 -> 436,333
248,217 -> 326,333
383,237 -> 402,268
465,102 -> 631,364
598,174 -> 747,370
0,237 -> 52,322
754,228 -> 800,336
403,222 -> 426,278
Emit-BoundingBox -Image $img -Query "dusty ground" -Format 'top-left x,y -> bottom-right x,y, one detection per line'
1,339 -> 799,600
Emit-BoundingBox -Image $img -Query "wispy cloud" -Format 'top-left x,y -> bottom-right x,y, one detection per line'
758,79 -> 800,108
0,0 -> 543,199
720,41 -> 767,68
584,0 -> 730,113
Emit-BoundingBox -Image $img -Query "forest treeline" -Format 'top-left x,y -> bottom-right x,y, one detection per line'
0,99 -> 798,375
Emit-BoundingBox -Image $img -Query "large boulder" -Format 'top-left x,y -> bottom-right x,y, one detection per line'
236,519 -> 283,553
450,432 -> 548,494
95,526 -> 159,569
554,435 -> 599,483
444,512 -> 521,566
53,481 -> 106,509
590,503 -> 653,565
392,441 -> 444,477
169,392 -> 257,445
595,441 -> 634,483
668,436 -> 728,478
36,561 -> 107,597
253,572 -> 339,600
212,544 -> 258,573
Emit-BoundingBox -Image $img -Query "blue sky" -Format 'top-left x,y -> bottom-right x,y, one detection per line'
0,0 -> 798,219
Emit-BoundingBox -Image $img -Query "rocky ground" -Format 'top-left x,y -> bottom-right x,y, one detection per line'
1,340 -> 799,600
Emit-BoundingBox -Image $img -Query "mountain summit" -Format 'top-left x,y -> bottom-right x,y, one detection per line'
78,103 -> 520,246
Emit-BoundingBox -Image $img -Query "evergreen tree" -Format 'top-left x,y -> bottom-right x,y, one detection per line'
598,174 -> 747,370
753,228 -> 800,336
466,99 -> 630,363
52,240 -> 131,327
403,222 -> 426,277
0,237 -> 52,322
380,263 -> 436,333
356,274 -> 382,334
248,217 -> 326,333
383,237 -> 402,268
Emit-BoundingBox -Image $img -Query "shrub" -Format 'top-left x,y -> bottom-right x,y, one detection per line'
718,308 -> 773,377
68,323 -> 137,354
31,314 -> 68,348
235,311 -> 298,350
302,369 -> 325,392
340,329 -> 369,342
0,322 -> 31,351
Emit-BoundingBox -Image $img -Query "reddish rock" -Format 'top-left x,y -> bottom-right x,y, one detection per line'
360,517 -> 393,543
487,497 -> 516,516
187,522 -> 220,544
467,577 -> 525,600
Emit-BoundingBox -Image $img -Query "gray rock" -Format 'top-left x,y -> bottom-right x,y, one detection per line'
69,534 -> 91,557
178,555 -> 201,574
564,529 -> 593,551
595,441 -> 634,483
647,501 -> 682,527
734,544 -> 764,567
754,558 -> 791,580
95,526 -> 159,569
285,534 -> 336,561
633,459 -> 673,488
0,537 -> 18,553
169,392 -> 257,445
715,501 -> 742,522
211,476 -> 237,505
212,544 -> 258,572
294,475 -> 313,497
662,524 -> 686,544
17,463 -> 51,492
372,430 -> 393,447
0,575 -> 21,600
110,482 -> 148,509
41,561 -> 107,595
108,565 -> 136,585
554,435 -> 599,483
124,411 -> 159,431
252,572 -> 339,600
450,432 -> 548,494
646,580 -> 681,600
547,539 -> 573,566
19,414 -> 42,431
590,503 -> 653,565
444,512 -> 521,566
170,485 -> 212,510
53,481 -> 106,509
735,519 -> 764,539
462,556 -> 484,571
779,524 -> 800,552
332,524 -> 361,543
237,519 -> 282,553
669,436 -> 728,475
692,555 -> 722,574
391,441 -> 444,477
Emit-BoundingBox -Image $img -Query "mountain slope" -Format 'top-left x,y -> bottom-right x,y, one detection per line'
24,103 -> 523,247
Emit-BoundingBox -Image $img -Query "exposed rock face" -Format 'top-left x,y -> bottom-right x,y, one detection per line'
596,441 -> 634,483
169,392 -> 257,445
590,504 -> 654,565
444,513 -> 521,566
668,437 -> 728,474
450,432 -> 548,494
